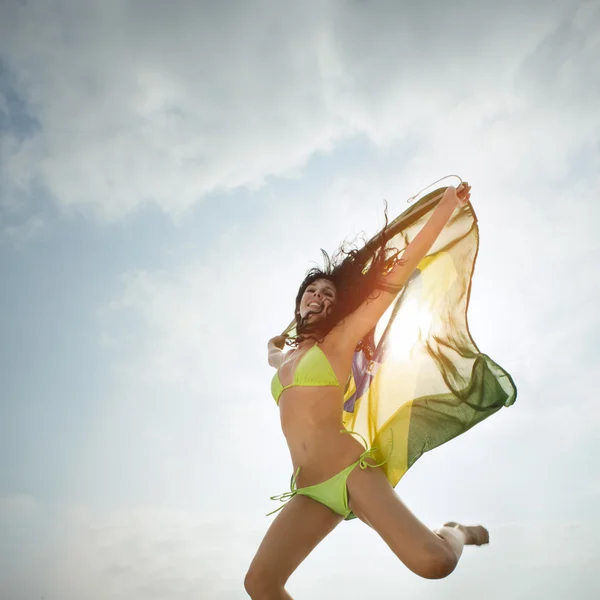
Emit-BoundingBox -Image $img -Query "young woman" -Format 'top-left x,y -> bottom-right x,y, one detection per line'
245,183 -> 488,600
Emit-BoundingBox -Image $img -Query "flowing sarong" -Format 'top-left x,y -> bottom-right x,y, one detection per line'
341,188 -> 517,493
285,186 -> 517,502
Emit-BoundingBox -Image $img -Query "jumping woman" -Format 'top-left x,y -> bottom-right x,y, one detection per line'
245,182 -> 496,599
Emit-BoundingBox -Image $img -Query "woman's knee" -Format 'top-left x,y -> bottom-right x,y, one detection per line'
414,545 -> 458,580
244,563 -> 284,599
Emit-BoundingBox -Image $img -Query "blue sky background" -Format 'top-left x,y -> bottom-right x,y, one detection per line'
1,0 -> 599,598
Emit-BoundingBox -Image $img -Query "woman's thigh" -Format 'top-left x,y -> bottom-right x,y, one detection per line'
346,465 -> 456,578
246,494 -> 343,587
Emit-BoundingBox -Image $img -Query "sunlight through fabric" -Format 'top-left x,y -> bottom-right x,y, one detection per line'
339,188 -> 517,511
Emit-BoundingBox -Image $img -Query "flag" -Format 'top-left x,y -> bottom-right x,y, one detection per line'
341,187 -> 517,490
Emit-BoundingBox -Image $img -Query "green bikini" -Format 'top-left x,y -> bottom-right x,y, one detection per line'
271,344 -> 341,401
269,345 -> 391,519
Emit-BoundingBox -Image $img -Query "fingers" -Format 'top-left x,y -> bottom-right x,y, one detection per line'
457,181 -> 470,195
444,183 -> 471,206
456,182 -> 471,205
269,334 -> 288,349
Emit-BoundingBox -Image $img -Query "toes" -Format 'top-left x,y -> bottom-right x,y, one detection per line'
474,526 -> 490,546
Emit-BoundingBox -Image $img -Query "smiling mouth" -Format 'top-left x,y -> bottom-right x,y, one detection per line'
303,302 -> 323,319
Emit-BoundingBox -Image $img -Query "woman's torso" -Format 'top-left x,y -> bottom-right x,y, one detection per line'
276,338 -> 366,485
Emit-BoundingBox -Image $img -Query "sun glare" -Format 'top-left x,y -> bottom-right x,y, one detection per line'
380,297 -> 433,363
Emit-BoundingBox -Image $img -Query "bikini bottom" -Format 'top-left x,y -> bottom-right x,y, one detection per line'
267,430 -> 393,521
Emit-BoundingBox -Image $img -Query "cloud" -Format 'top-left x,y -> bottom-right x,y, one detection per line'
3,497 -> 597,600
0,0 -> 588,221
92,0 -> 600,531
0,212 -> 46,246
10,505 -> 257,600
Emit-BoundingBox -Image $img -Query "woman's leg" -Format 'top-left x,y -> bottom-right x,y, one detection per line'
245,494 -> 343,599
346,465 -> 489,580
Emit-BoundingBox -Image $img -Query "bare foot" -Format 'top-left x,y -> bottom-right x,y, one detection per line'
444,522 -> 489,546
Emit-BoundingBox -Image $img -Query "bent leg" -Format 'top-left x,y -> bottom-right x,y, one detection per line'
245,495 -> 343,599
346,465 -> 488,579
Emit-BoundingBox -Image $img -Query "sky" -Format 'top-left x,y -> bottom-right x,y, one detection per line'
0,0 -> 599,598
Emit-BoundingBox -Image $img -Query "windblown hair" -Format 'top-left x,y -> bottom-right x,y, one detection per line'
288,206 -> 405,358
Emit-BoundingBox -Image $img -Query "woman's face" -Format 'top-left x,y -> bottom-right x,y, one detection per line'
298,278 -> 336,322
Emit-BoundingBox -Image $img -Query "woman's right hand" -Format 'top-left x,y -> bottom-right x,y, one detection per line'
268,334 -> 288,350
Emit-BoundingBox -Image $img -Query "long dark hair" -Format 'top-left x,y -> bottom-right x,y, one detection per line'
288,205 -> 405,358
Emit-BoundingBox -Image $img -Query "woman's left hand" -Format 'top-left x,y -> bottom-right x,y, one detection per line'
455,182 -> 471,206
444,182 -> 471,207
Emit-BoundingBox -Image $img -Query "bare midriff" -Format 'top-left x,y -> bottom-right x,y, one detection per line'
278,385 -> 366,488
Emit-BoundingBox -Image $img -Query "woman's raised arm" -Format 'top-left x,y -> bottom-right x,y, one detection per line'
337,183 -> 471,345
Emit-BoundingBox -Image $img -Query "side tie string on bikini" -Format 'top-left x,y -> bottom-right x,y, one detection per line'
340,429 -> 394,470
265,466 -> 301,516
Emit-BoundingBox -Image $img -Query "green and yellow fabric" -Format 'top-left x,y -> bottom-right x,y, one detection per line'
284,185 -> 517,500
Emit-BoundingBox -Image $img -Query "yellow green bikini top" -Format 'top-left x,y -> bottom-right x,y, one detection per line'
271,345 -> 342,404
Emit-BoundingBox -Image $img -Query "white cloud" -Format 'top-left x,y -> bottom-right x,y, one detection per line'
26,505 -> 256,600
0,212 -> 46,246
0,0 -> 589,221
3,499 -> 597,600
